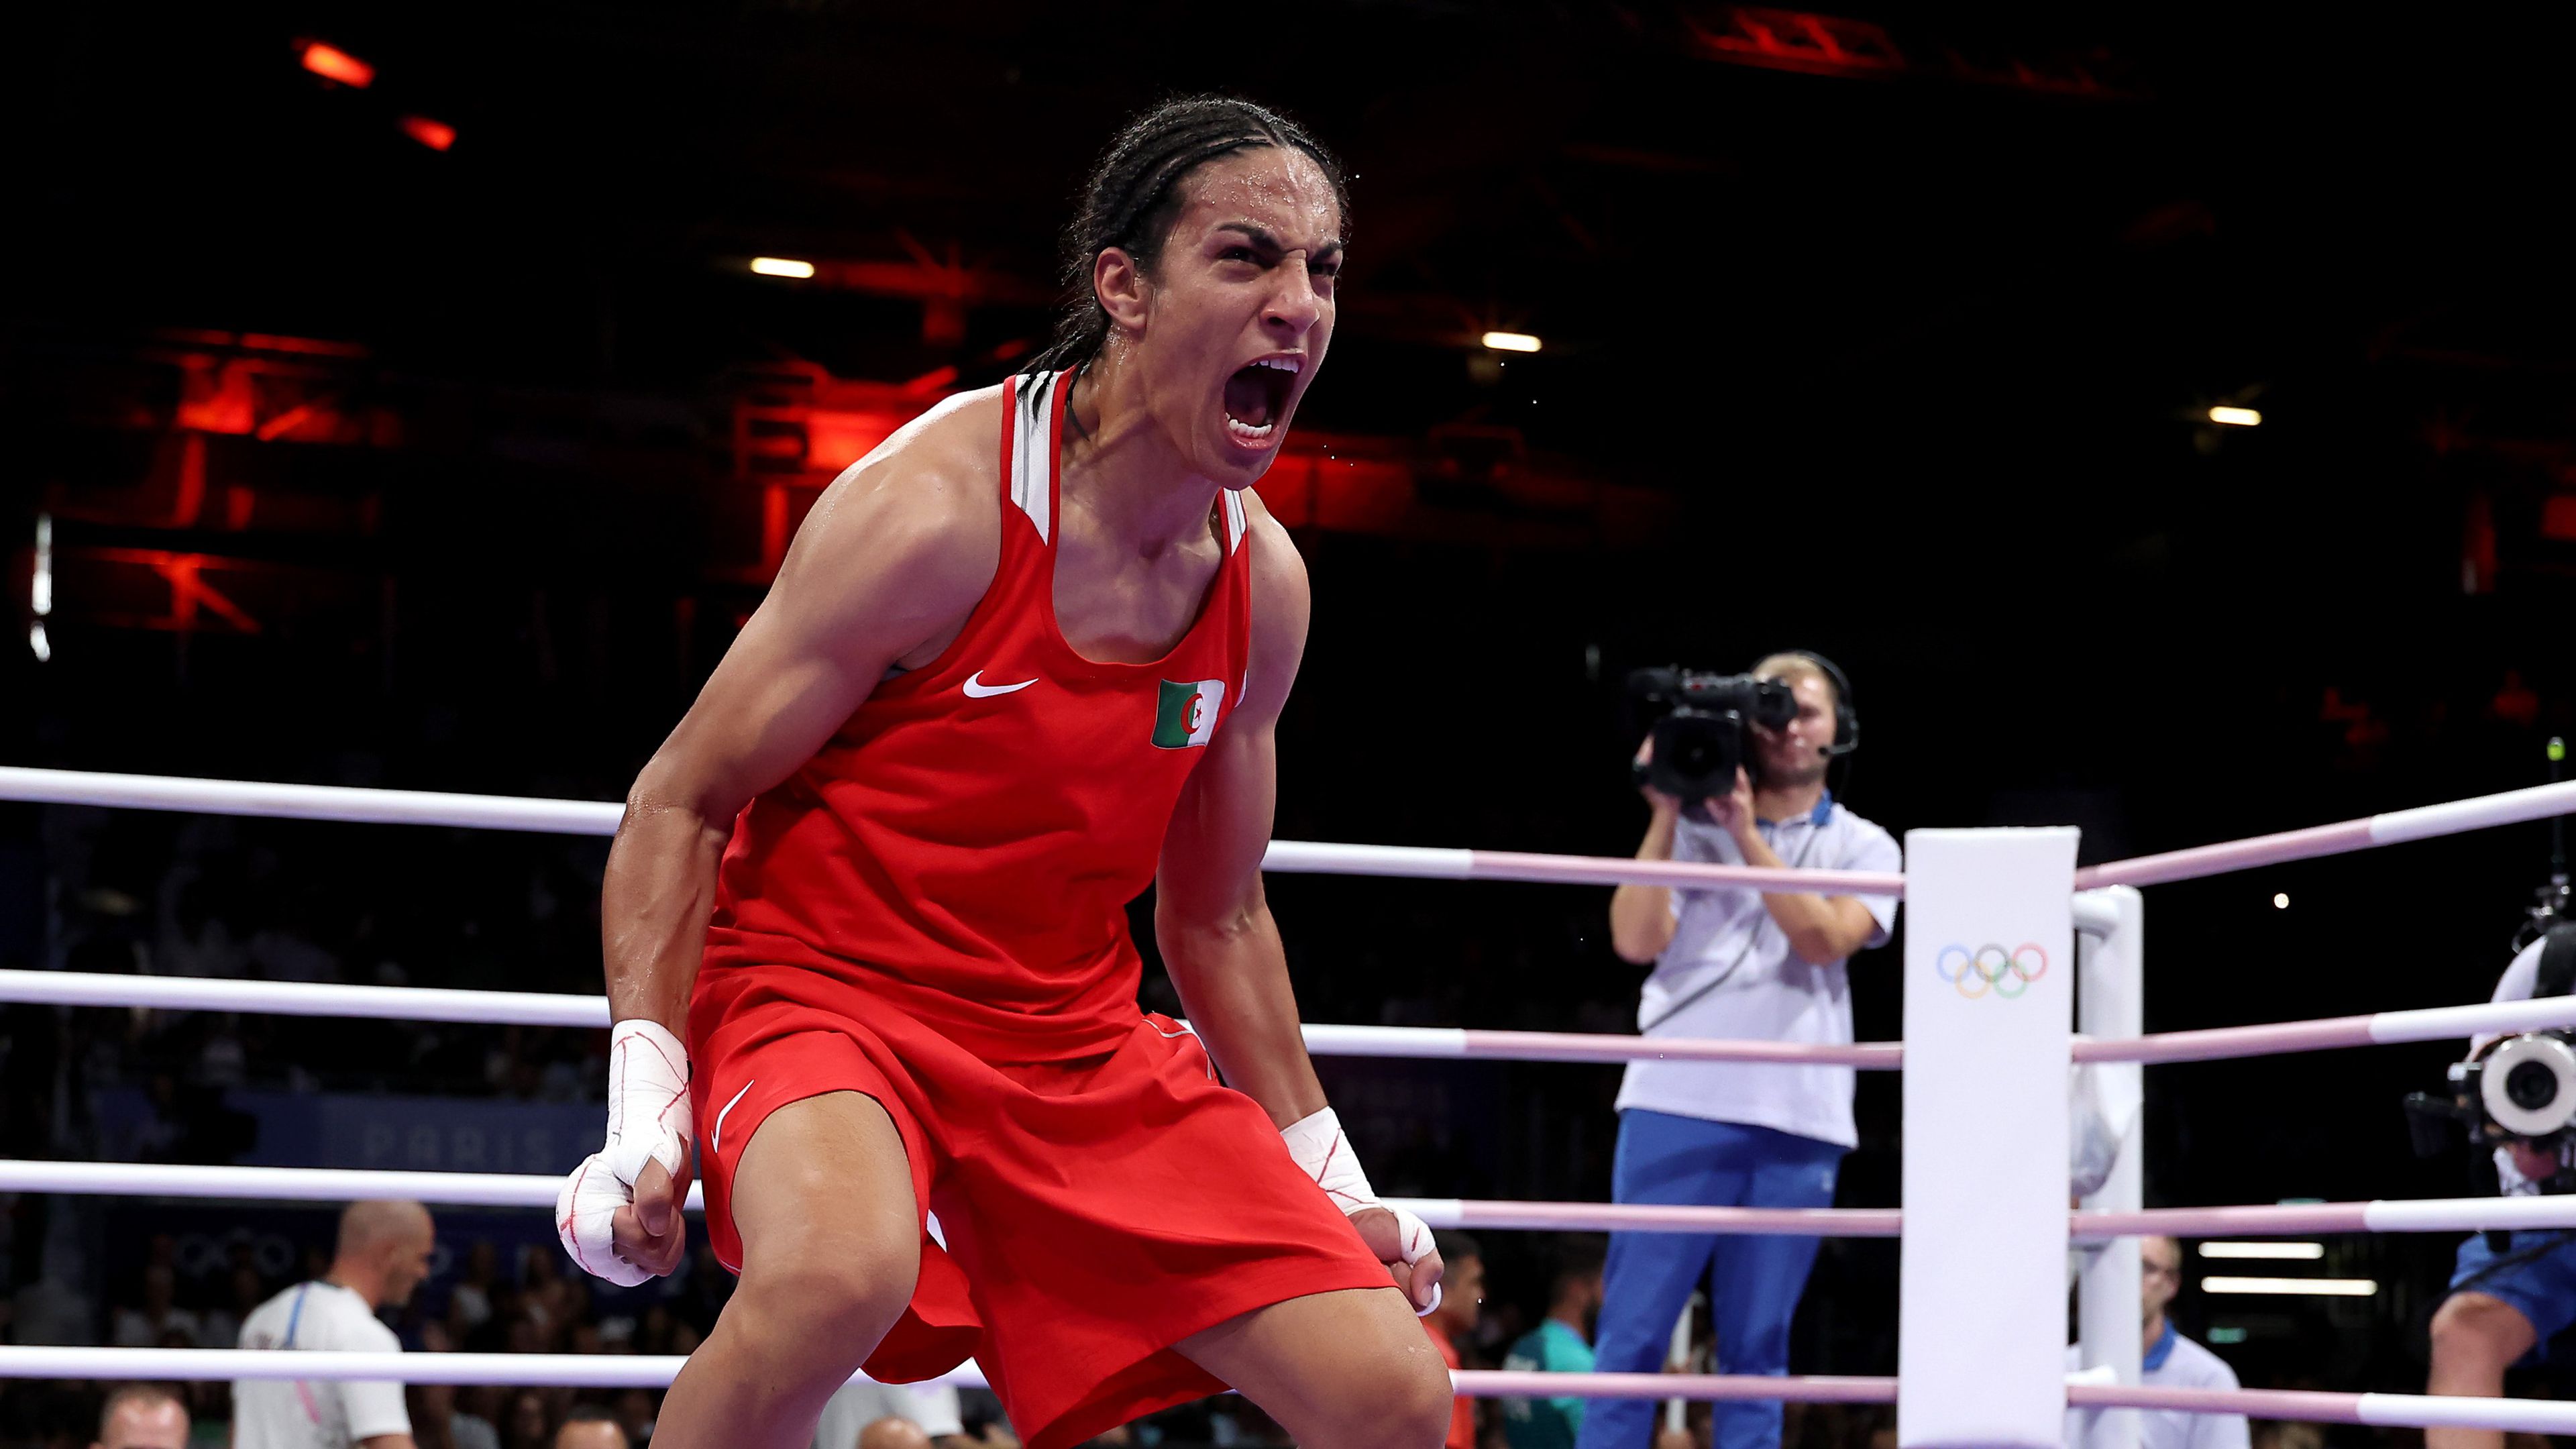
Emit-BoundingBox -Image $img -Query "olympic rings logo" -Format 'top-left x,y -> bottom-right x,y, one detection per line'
1933,943 -> 2049,1000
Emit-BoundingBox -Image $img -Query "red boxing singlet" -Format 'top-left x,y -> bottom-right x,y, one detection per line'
702,370 -> 1254,1063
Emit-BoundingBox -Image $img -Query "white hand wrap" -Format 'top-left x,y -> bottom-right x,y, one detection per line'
555,1020 -> 693,1287
1281,1106 -> 1442,1318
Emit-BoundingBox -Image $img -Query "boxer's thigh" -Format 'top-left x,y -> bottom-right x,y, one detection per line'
730,1090 -> 922,1344
1175,1286 -> 1452,1444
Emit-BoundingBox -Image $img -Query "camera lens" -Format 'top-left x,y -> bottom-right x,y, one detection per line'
2508,1059 -> 2561,1111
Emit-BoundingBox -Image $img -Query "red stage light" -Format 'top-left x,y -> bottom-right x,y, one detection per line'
400,116 -> 457,152
300,42 -> 375,89
2543,494 -> 2576,543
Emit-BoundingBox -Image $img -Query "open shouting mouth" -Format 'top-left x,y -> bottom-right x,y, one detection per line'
1222,354 -> 1301,449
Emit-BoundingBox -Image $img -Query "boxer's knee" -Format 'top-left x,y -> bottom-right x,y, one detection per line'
2431,1291 -> 2535,1380
735,1228 -> 917,1360
729,1091 -> 921,1368
1301,1350 -> 1454,1449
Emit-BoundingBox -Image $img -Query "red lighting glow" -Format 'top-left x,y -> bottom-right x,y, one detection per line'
2542,494 -> 2576,543
299,42 -> 375,89
399,115 -> 457,152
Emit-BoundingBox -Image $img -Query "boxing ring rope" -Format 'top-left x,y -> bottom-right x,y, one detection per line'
0,1159 -> 1902,1237
9,1159 -> 2574,1242
2073,779 -> 2576,890
14,966 -> 2575,1071
15,765 -> 2575,894
0,969 -> 1905,1068
0,767 -> 1902,898
0,1344 -> 1900,1405
3,1347 -> 2573,1436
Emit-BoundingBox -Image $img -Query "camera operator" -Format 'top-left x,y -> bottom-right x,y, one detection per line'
1580,652 -> 1898,1449
2425,928 -> 2576,1449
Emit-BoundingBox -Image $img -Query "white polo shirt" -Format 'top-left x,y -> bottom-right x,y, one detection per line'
813,1378 -> 965,1448
233,1281 -> 411,1449
1614,794 -> 1900,1149
2065,1323 -> 2251,1449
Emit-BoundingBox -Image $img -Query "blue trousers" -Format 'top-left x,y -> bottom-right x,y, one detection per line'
1572,1111 -> 1845,1449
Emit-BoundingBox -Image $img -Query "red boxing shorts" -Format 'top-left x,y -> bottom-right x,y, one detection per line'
688,965 -> 1396,1449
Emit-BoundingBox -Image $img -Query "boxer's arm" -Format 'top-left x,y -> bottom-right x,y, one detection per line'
1155,506 -> 1444,1311
1154,502 -> 1323,1127
568,398 -> 1000,1284
602,410 -> 998,1036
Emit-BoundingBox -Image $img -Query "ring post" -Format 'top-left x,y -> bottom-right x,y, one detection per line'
1898,828 -> 2080,1449
2074,886 -> 2145,1449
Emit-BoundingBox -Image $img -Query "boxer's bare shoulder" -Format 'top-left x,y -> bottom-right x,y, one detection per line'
769,384 -> 1009,673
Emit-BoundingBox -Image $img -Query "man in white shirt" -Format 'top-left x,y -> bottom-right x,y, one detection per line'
2065,1236 -> 2250,1449
234,1200 -> 435,1449
1580,653 -> 1899,1449
2426,932 -> 2576,1449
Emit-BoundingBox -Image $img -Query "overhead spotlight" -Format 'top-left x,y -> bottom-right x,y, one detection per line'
751,257 -> 817,279
32,513 -> 52,619
2200,1242 -> 2323,1260
2272,893 -> 2289,910
2208,406 -> 2262,427
299,42 -> 375,89
28,513 -> 50,663
398,116 -> 456,152
2201,1276 -> 2377,1297
1481,331 -> 1542,354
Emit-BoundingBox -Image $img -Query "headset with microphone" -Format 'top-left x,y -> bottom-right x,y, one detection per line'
1766,649 -> 1860,781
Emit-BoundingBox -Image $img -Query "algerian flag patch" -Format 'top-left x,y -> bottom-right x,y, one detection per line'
1152,678 -> 1226,749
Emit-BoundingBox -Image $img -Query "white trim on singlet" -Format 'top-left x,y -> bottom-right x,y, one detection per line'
1010,371 -> 1058,543
1014,370 -> 1248,557
1222,489 -> 1247,552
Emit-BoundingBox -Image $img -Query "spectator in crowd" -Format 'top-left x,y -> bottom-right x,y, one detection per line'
553,1407 -> 629,1449
502,1390 -> 553,1449
814,1377 -> 971,1449
201,1261 -> 270,1352
611,1389 -> 657,1448
1503,1239 -> 1607,1449
1422,1230 -> 1486,1449
412,1323 -> 502,1449
90,1383 -> 189,1449
858,1421 -> 933,1449
448,1242 -> 502,1338
2063,1236 -> 2248,1449
410,1382 -> 501,1449
110,1267 -> 200,1349
235,1200 -> 436,1449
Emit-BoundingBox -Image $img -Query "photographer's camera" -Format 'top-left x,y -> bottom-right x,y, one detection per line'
1626,667 -> 1798,805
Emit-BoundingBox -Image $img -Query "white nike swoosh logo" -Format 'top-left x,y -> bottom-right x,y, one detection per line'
709,1079 -> 755,1155
963,671 -> 1036,698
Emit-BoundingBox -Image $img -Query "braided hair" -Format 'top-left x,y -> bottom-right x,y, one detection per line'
1027,95 -> 1348,377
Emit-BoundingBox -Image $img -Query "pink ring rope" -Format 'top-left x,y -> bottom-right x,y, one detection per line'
17,969 -> 2576,1073
13,1160 -> 2576,1241
9,1350 -> 2576,1432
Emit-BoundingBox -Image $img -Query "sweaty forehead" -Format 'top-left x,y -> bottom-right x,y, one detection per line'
1177,148 -> 1342,249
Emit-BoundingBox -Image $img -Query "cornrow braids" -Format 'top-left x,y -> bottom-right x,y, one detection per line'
1027,95 -> 1349,377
